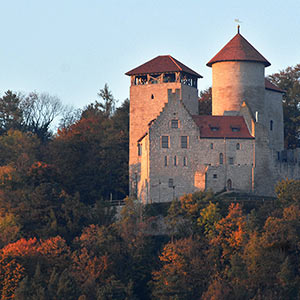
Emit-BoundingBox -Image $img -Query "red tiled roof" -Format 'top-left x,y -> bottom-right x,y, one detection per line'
207,33 -> 271,67
265,79 -> 285,93
192,115 -> 254,139
126,55 -> 202,78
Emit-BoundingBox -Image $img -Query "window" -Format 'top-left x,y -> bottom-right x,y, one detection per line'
236,143 -> 240,150
213,174 -> 217,179
183,156 -> 187,166
162,136 -> 169,148
138,144 -> 142,156
219,153 -> 223,165
229,157 -> 234,165
270,120 -> 273,131
231,127 -> 240,132
151,94 -> 154,99
227,179 -> 232,190
174,156 -> 177,166
181,136 -> 188,148
168,178 -> 174,188
164,156 -> 168,166
210,126 -> 219,131
171,119 -> 179,128
210,143 -> 213,149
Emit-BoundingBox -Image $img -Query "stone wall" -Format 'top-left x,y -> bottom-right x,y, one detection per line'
212,61 -> 265,119
139,90 -> 256,203
129,82 -> 198,194
264,89 -> 284,151
148,90 -> 200,203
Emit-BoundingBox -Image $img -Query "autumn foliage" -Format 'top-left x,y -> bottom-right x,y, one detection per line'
0,82 -> 300,298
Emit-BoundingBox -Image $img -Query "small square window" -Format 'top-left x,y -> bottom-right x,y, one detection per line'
229,157 -> 234,165
171,120 -> 179,128
213,174 -> 217,179
236,143 -> 240,150
181,136 -> 188,148
162,136 -> 169,148
168,178 -> 174,188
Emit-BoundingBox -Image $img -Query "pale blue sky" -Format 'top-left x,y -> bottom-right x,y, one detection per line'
0,0 -> 299,109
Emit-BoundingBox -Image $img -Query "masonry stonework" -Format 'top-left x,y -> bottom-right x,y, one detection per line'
127,30 -> 300,203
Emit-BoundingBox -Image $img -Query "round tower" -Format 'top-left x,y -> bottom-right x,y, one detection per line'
207,27 -> 271,118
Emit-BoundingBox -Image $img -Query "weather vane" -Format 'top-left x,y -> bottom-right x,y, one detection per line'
234,19 -> 242,33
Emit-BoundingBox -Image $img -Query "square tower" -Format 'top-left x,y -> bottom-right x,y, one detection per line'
126,55 -> 202,196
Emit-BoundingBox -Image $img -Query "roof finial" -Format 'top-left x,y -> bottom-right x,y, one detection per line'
234,18 -> 242,34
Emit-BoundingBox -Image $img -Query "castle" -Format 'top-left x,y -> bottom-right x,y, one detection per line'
126,28 -> 300,204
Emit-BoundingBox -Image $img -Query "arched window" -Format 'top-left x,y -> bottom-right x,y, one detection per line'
236,143 -> 240,150
227,179 -> 232,190
219,153 -> 223,165
270,120 -> 273,131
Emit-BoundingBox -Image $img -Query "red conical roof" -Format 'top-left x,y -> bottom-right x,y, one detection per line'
126,55 -> 202,78
207,32 -> 271,67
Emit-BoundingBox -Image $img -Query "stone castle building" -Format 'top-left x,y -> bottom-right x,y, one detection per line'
126,28 -> 300,204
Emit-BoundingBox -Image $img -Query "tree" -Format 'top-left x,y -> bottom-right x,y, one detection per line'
151,237 -> 208,300
58,106 -> 82,129
210,203 -> 247,262
198,87 -> 212,115
166,191 -> 218,237
197,201 -> 221,237
21,92 -> 64,141
0,129 -> 40,167
0,91 -> 23,135
268,64 -> 300,148
0,90 -> 65,141
97,83 -> 117,118
49,97 -> 129,202
275,179 -> 300,207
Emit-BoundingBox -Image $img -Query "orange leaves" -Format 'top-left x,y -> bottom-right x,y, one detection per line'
37,236 -> 71,261
1,237 -> 39,258
71,247 -> 109,285
152,237 -> 207,299
0,258 -> 24,300
0,165 -> 15,185
56,116 -> 104,140
211,203 -> 247,260
0,236 -> 71,299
